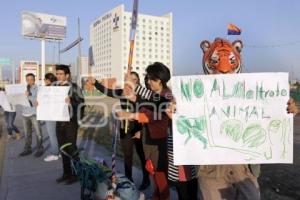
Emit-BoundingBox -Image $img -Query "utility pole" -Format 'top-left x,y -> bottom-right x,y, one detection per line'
58,41 -> 61,64
77,17 -> 82,86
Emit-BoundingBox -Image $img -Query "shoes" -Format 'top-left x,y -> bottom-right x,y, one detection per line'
15,133 -> 21,140
44,155 -> 59,162
19,149 -> 32,156
7,135 -> 15,141
56,175 -> 69,183
65,175 -> 78,185
34,149 -> 44,157
139,179 -> 150,190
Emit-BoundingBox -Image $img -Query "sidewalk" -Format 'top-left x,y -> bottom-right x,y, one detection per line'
0,131 -> 178,200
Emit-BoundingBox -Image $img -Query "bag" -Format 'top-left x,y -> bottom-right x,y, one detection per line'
115,174 -> 140,200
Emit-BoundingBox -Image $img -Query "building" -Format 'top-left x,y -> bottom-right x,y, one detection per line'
77,56 -> 89,76
90,4 -> 173,86
76,56 -> 89,86
20,61 -> 39,84
45,64 -> 56,74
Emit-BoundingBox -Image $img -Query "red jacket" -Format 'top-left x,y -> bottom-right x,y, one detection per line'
137,88 -> 172,139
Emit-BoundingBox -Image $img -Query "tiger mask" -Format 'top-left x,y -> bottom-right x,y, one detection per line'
200,38 -> 243,74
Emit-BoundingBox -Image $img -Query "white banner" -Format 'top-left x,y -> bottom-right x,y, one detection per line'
172,73 -> 293,165
5,84 -> 26,95
5,84 -> 30,107
37,86 -> 70,121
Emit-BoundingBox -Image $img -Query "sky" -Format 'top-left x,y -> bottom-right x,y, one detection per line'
1,0 -> 300,80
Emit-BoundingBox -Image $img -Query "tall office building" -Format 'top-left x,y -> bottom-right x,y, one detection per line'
90,4 -> 172,86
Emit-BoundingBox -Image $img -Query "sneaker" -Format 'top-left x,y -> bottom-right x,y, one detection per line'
44,155 -> 59,162
19,149 -> 32,156
15,133 -> 21,140
34,149 -> 44,157
7,135 -> 14,141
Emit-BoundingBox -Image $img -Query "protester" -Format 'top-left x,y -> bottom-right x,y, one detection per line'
54,65 -> 85,185
87,71 -> 150,190
19,73 -> 44,157
43,73 -> 60,162
127,75 -> 199,200
117,62 -> 172,200
0,88 -> 21,141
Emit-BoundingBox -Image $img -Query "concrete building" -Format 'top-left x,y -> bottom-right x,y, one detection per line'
90,4 -> 173,86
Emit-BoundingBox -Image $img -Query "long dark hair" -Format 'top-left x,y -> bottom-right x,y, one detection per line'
45,73 -> 57,84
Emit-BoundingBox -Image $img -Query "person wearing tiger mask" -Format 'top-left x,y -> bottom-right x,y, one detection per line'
196,38 -> 298,200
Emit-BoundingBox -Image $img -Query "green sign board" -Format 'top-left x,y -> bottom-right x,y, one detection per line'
0,58 -> 11,65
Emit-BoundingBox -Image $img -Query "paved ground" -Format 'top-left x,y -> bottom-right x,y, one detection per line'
0,107 -> 178,200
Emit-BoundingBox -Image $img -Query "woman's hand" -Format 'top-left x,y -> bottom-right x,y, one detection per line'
65,97 -> 71,105
132,131 -> 141,139
123,84 -> 137,102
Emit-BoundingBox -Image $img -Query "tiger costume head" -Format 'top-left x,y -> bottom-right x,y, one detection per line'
200,38 -> 243,74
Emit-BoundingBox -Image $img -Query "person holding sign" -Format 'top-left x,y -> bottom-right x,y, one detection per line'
194,38 -> 298,200
117,62 -> 172,200
126,73 -> 199,200
54,65 -> 85,185
19,73 -> 44,157
42,73 -> 60,162
87,72 -> 150,190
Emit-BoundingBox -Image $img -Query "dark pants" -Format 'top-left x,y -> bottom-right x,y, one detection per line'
4,112 -> 20,135
120,133 -> 149,183
56,120 -> 78,176
169,178 -> 198,200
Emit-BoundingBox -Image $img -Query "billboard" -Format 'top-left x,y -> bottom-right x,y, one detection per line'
21,11 -> 66,40
20,61 -> 39,84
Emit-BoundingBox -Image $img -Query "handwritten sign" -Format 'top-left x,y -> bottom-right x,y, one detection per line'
172,73 -> 293,165
37,86 -> 70,121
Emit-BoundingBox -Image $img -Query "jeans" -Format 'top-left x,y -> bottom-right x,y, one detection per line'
4,112 -> 20,135
45,121 -> 58,155
23,115 -> 43,151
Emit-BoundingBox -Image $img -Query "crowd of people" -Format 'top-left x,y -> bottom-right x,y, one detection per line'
0,65 -> 84,185
0,61 -> 298,200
